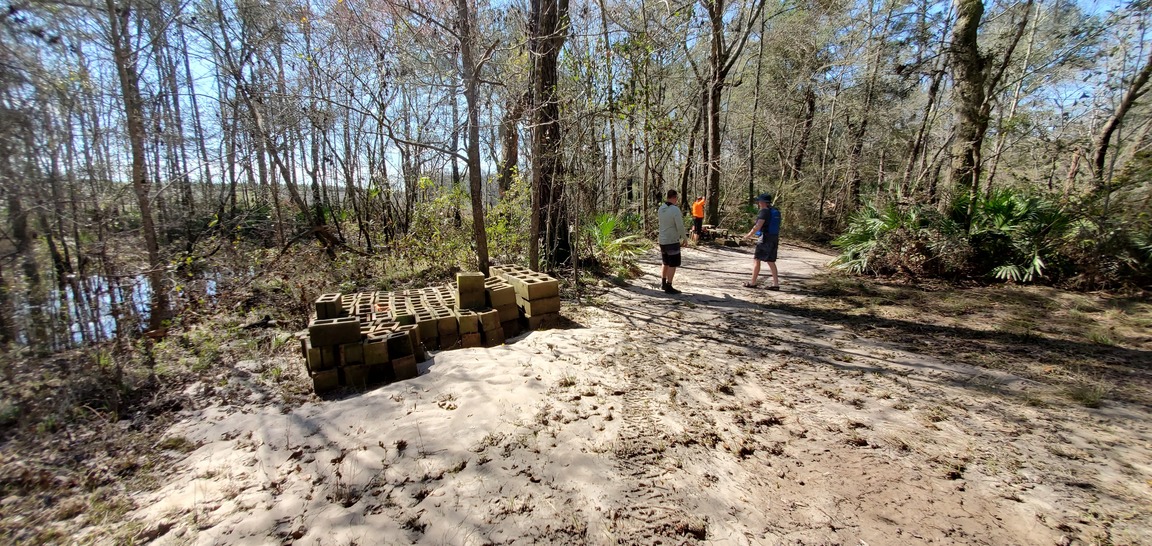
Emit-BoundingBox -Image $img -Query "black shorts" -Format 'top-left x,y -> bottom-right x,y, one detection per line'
692,217 -> 703,233
660,243 -> 682,267
754,235 -> 779,262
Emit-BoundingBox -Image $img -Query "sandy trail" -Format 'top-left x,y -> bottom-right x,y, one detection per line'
121,244 -> 1152,545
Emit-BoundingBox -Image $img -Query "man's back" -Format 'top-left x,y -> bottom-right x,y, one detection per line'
658,202 -> 685,245
692,199 -> 705,219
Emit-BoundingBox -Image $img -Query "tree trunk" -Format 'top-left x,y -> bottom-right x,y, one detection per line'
529,0 -> 571,270
106,0 -> 169,331
747,10 -> 767,200
949,0 -> 988,225
700,0 -> 767,226
1092,47 -> 1152,189
791,84 -> 816,182
680,105 -> 702,204
598,2 -> 619,213
495,93 -> 527,194
457,0 -> 491,274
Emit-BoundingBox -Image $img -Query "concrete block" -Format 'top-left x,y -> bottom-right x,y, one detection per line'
501,319 -> 522,339
369,309 -> 394,322
341,364 -> 367,389
386,330 -> 414,358
513,275 -> 560,301
517,295 -> 561,316
394,310 -> 415,326
434,308 -> 457,334
492,264 -> 532,282
455,291 -> 486,311
315,293 -> 343,319
365,362 -> 393,384
455,309 -> 479,334
312,370 -> 340,393
482,327 -> 504,347
457,272 -> 486,294
309,317 -> 361,347
478,309 -> 500,331
306,346 -> 323,373
371,318 -> 397,330
297,333 -> 311,359
523,312 -> 560,331
461,332 -> 482,348
439,333 -> 459,350
341,343 -> 364,366
485,282 -> 516,308
321,346 -> 340,370
393,355 -> 418,380
496,304 -> 519,323
415,311 -> 438,340
363,337 -> 390,365
397,324 -> 427,362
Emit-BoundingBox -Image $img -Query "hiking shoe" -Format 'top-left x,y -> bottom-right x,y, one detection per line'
664,284 -> 682,295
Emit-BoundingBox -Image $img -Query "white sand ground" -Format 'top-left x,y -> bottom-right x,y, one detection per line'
117,244 -> 1152,545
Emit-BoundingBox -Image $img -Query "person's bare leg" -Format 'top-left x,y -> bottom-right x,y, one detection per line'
666,267 -> 677,284
750,260 -> 761,285
768,262 -> 779,287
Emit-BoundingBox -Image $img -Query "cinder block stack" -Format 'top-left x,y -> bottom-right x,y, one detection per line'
478,308 -> 504,347
300,268 -> 561,394
485,277 -> 520,336
492,265 -> 562,330
455,308 -> 478,348
434,307 -> 457,350
455,272 -> 487,310
305,316 -> 359,393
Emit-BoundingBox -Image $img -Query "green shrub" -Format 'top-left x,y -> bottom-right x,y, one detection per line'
585,213 -> 649,267
833,189 -> 1098,285
831,203 -> 969,277
963,189 -> 1075,283
487,174 -> 532,265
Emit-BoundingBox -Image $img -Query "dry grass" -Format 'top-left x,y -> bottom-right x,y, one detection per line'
796,273 -> 1152,406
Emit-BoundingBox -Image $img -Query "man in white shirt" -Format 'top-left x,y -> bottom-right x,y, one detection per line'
657,189 -> 687,294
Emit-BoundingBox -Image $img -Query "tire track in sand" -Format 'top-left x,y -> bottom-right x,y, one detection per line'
605,324 -> 706,545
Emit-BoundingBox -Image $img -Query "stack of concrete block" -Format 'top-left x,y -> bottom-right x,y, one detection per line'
300,269 -> 560,394
485,276 -> 520,336
492,265 -> 562,330
304,316 -> 361,393
390,324 -> 421,379
414,303 -> 439,350
457,308 -> 481,348
478,308 -> 504,347
433,307 -> 457,350
455,272 -> 487,310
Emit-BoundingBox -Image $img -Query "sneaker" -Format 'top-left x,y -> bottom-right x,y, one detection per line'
664,284 -> 682,295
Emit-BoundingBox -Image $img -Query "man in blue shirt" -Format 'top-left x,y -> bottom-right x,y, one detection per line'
743,193 -> 781,290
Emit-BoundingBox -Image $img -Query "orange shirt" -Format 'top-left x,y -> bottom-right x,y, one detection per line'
692,199 -> 705,218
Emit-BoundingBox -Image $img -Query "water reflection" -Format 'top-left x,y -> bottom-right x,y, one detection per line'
11,269 -> 235,350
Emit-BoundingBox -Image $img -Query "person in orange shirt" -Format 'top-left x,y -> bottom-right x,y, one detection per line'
690,196 -> 705,242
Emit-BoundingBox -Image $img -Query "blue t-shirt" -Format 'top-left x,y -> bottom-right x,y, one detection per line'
757,207 -> 781,237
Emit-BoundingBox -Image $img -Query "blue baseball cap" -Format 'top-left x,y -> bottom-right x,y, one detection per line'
754,193 -> 773,203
